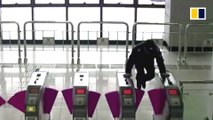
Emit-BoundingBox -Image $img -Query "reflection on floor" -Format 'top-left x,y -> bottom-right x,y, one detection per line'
1,46 -> 213,120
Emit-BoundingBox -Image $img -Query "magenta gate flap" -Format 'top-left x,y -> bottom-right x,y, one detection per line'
0,96 -> 6,106
105,91 -> 120,118
43,87 -> 58,114
88,91 -> 101,118
135,89 -> 145,110
62,88 -> 73,114
148,88 -> 167,115
8,90 -> 26,113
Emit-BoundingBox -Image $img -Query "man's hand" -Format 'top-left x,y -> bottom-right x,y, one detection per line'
161,72 -> 170,83
123,73 -> 131,78
161,72 -> 170,77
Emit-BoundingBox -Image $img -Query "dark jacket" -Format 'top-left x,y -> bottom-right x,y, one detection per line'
125,40 -> 166,74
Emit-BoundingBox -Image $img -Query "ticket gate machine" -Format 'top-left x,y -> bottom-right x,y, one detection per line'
148,72 -> 184,120
163,75 -> 183,120
25,72 -> 47,120
118,73 -> 136,120
73,73 -> 89,120
8,71 -> 58,120
105,73 -> 144,120
62,72 -> 100,120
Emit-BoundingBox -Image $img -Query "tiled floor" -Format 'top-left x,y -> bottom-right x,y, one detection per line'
1,46 -> 213,120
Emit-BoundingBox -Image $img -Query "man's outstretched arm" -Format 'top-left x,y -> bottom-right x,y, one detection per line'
125,49 -> 136,74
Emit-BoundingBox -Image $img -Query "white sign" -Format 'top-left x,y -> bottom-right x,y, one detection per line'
97,37 -> 109,46
43,37 -> 55,45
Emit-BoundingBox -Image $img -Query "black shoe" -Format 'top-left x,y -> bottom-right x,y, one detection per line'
141,82 -> 146,89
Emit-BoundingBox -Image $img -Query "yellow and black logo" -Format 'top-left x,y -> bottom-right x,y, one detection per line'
190,7 -> 206,20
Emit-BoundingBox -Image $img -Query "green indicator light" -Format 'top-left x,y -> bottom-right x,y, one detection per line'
26,106 -> 36,112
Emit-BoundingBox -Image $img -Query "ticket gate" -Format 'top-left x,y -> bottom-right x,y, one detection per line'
105,73 -> 144,120
8,71 -> 58,120
148,72 -> 184,120
163,75 -> 183,120
62,72 -> 101,120
119,74 -> 136,120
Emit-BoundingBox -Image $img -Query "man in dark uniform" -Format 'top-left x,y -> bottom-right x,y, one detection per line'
124,40 -> 169,89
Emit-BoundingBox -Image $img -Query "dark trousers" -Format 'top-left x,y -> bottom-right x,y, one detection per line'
136,66 -> 155,89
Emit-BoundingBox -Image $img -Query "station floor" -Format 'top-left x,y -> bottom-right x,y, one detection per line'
1,45 -> 213,120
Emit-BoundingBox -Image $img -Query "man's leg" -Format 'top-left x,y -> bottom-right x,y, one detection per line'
137,67 -> 155,89
144,66 -> 155,81
141,80 -> 146,89
136,76 -> 142,89
135,66 -> 146,89
136,73 -> 146,89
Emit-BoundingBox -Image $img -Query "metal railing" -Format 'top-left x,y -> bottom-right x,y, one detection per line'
0,21 -> 21,63
183,23 -> 213,64
77,21 -> 129,65
132,22 -> 183,64
23,21 -> 74,64
78,30 -> 127,52
24,29 -> 71,51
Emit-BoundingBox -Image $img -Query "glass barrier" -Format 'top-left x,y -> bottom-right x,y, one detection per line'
181,81 -> 213,120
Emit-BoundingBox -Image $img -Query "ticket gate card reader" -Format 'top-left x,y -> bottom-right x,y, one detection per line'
73,73 -> 89,120
165,86 -> 183,120
8,71 -> 58,120
164,74 -> 183,120
73,86 -> 88,120
118,74 -> 136,120
149,72 -> 183,120
25,85 -> 44,120
62,73 -> 101,120
105,73 -> 144,120
25,72 -> 47,120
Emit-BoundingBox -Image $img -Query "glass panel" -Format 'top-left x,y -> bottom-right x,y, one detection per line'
139,0 -> 152,4
69,8 -> 100,40
34,8 -> 65,21
183,84 -> 213,120
1,8 -> 32,39
136,8 -> 165,41
35,0 -> 65,4
153,2 -> 165,5
69,0 -> 99,4
33,8 -> 66,40
2,0 -> 30,4
54,77 -> 64,90
103,8 -> 134,40
5,77 -> 12,93
137,8 -> 165,23
104,0 -> 133,4
139,0 -> 165,5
